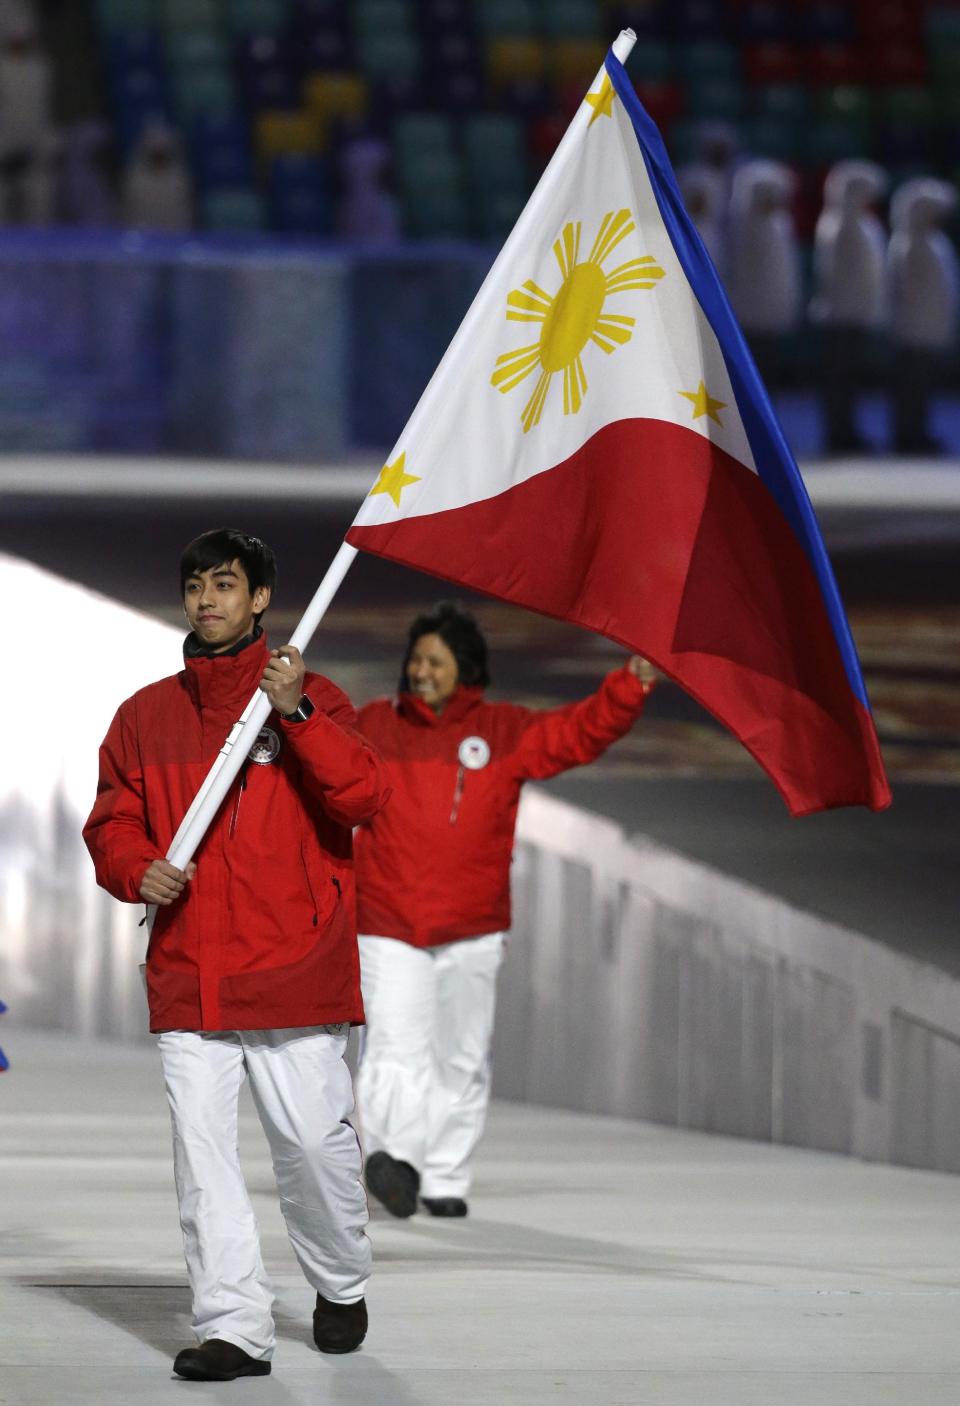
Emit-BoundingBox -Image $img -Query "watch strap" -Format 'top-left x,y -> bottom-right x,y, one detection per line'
281,695 -> 315,724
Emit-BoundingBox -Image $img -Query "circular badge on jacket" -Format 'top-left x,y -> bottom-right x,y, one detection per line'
248,727 -> 281,765
458,735 -> 491,770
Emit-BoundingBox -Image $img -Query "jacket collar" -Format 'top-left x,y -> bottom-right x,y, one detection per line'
182,629 -> 269,712
397,685 -> 484,728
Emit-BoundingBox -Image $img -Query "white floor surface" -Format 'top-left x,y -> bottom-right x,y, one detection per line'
1,1026 -> 958,1405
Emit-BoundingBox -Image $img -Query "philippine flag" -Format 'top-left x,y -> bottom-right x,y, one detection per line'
347,31 -> 891,816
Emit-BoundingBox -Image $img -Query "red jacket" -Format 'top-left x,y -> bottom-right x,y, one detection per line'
83,635 -> 390,1033
354,665 -> 649,947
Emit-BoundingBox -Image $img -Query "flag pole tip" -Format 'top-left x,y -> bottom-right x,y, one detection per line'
612,29 -> 637,62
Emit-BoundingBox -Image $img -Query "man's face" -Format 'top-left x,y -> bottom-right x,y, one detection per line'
182,559 -> 270,653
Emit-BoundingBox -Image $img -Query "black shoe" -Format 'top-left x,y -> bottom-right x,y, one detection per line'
173,1339 -> 271,1381
313,1292 -> 368,1353
365,1150 -> 420,1218
421,1196 -> 469,1217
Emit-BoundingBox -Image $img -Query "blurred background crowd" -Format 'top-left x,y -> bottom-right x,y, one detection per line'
0,0 -> 957,458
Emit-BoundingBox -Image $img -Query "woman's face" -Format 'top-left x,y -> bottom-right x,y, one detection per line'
406,632 -> 459,713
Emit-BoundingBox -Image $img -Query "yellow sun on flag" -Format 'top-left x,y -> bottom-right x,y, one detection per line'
490,209 -> 665,434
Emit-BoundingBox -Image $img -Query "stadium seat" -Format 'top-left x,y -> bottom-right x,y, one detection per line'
805,118 -> 867,167
743,115 -> 805,163
801,3 -> 856,43
679,41 -> 740,84
628,40 -> 675,84
303,72 -> 368,124
241,65 -> 301,111
750,84 -> 810,126
433,68 -> 486,111
421,24 -> 484,108
528,110 -> 565,164
96,0 -> 157,31
357,30 -> 422,79
486,37 -> 546,87
394,123 -> 468,234
296,26 -> 354,72
160,0 -> 219,31
876,85 -> 935,161
114,96 -> 173,154
425,27 -> 481,72
869,41 -> 927,86
854,0 -> 920,44
355,0 -> 415,35
237,31 -> 296,73
686,79 -> 745,122
255,110 -> 325,163
494,75 -> 549,117
418,0 -> 473,26
110,63 -> 167,110
743,42 -> 804,85
393,114 -> 458,194
464,112 -> 526,170
400,178 -> 470,239
540,0 -> 601,39
191,116 -> 254,190
877,86 -> 935,127
667,0 -> 727,40
474,185 -> 527,240
806,43 -> 864,86
201,187 -> 266,231
665,118 -> 707,166
105,28 -> 164,72
268,154 -> 332,234
226,0 -> 289,34
474,0 -> 538,38
737,1 -> 794,43
172,67 -> 236,122
166,29 -> 227,69
292,0 -> 343,31
370,70 -> 425,114
548,37 -> 605,87
462,114 -> 527,240
815,84 -> 872,135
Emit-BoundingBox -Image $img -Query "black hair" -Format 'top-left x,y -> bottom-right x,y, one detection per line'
179,529 -> 277,623
400,601 -> 490,692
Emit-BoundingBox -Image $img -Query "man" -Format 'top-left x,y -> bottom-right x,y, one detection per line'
84,528 -> 390,1382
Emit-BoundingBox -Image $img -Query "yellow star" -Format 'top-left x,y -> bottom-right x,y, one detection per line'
678,380 -> 727,426
369,452 -> 420,508
585,74 -> 616,126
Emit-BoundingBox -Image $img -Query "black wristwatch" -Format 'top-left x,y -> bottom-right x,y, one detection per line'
281,695 -> 315,725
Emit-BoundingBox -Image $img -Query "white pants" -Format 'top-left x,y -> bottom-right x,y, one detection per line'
357,932 -> 505,1199
158,1025 -> 370,1360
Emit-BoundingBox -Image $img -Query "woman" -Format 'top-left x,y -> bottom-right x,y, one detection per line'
354,603 -> 656,1219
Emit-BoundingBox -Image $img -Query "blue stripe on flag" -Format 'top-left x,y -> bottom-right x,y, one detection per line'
605,50 -> 869,709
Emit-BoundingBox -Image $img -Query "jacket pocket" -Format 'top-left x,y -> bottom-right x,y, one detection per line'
299,841 -> 339,929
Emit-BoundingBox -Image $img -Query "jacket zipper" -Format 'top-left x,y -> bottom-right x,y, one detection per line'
228,762 -> 249,839
450,764 -> 465,824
